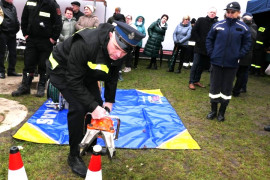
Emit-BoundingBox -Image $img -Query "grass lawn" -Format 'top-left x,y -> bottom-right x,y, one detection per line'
1,57 -> 270,180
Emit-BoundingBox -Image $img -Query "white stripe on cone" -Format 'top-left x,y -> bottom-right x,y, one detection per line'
85,145 -> 102,180
8,167 -> 28,180
85,169 -> 102,180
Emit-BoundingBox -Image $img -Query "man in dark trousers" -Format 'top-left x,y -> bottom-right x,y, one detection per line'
188,7 -> 218,90
71,1 -> 83,21
12,0 -> 62,97
46,21 -> 145,177
206,2 -> 251,122
0,0 -> 20,79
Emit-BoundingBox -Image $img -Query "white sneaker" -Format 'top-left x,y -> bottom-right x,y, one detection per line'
123,67 -> 131,73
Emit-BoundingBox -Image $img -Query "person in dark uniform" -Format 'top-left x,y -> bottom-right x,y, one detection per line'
206,2 -> 251,122
46,21 -> 145,178
12,0 -> 62,97
71,1 -> 84,21
0,0 -> 21,79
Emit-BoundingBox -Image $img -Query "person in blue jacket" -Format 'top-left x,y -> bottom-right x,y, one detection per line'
205,1 -> 251,122
134,16 -> 146,69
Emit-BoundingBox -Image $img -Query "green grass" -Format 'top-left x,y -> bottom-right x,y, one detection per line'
1,58 -> 270,180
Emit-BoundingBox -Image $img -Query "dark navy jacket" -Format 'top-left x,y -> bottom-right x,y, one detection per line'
206,18 -> 252,68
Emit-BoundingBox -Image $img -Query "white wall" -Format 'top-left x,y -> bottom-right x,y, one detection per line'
13,0 -> 249,50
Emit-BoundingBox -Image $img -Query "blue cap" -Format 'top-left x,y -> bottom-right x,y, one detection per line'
242,12 -> 253,18
114,21 -> 146,52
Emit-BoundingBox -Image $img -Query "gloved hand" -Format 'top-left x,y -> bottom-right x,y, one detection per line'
91,105 -> 107,119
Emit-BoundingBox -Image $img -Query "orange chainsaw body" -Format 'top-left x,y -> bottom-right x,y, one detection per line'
87,116 -> 115,133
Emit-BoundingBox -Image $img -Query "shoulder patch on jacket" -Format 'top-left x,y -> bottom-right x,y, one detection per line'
56,8 -> 61,15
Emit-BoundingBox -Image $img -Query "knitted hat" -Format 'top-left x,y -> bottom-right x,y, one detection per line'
242,12 -> 253,18
85,5 -> 95,13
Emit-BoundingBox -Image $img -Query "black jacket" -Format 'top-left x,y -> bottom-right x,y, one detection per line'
0,0 -> 19,34
47,23 -> 123,112
192,16 -> 218,55
21,0 -> 62,41
73,10 -> 84,21
239,22 -> 257,66
107,13 -> 125,24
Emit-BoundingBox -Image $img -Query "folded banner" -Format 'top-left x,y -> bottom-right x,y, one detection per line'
13,89 -> 200,149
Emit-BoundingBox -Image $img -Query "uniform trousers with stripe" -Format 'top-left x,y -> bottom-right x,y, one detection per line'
209,64 -> 237,105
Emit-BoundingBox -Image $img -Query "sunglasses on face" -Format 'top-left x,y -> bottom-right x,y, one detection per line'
226,10 -> 236,14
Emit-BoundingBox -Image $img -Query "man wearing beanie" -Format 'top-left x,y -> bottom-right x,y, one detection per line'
46,21 -> 145,178
71,1 -> 84,21
206,2 -> 252,122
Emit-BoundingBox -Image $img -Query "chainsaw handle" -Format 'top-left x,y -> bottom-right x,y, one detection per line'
115,117 -> 120,140
108,115 -> 121,140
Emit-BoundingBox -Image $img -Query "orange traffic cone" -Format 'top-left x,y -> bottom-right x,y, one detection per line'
8,146 -> 28,180
85,145 -> 102,180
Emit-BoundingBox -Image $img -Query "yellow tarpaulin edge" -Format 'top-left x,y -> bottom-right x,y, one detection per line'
13,122 -> 59,144
137,89 -> 164,96
157,129 -> 201,149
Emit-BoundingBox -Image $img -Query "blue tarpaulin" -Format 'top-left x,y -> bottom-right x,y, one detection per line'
14,89 -> 200,149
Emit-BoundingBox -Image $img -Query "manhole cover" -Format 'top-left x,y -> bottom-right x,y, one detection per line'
0,114 -> 5,123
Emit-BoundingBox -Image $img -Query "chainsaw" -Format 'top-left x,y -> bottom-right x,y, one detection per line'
79,109 -> 120,159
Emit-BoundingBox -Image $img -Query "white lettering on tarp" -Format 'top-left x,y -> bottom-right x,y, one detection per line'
36,109 -> 58,125
41,114 -> 57,119
37,119 -> 54,125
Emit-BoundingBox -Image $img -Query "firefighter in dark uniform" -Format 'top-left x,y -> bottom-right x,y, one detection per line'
46,21 -> 145,177
251,26 -> 269,76
12,0 -> 62,97
206,2 -> 251,122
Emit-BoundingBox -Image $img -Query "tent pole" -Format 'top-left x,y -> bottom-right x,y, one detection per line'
104,5 -> 107,23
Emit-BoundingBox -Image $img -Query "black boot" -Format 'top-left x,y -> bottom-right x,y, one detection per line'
168,52 -> 177,71
207,102 -> 218,120
175,61 -> 183,73
12,73 -> 33,97
36,74 -> 47,97
153,61 -> 157,70
68,154 -> 87,178
217,103 -> 227,122
146,60 -> 153,69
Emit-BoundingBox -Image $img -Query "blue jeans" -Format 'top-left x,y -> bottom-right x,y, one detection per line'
189,53 -> 209,84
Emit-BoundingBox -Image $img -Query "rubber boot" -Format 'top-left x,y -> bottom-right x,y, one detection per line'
153,59 -> 157,70
12,73 -> 33,97
217,103 -> 227,122
175,61 -> 183,73
36,74 -> 46,97
207,102 -> 218,120
168,51 -> 177,71
147,58 -> 154,69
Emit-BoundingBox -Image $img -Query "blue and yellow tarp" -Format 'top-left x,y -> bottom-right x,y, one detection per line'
13,89 -> 200,149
